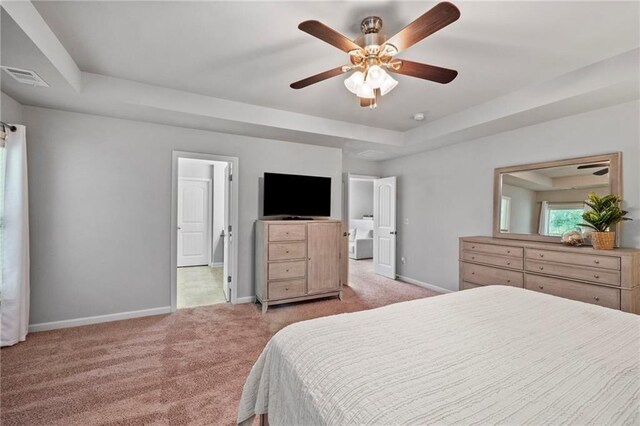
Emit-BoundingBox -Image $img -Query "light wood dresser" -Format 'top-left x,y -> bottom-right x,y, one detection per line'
459,236 -> 640,314
256,219 -> 344,313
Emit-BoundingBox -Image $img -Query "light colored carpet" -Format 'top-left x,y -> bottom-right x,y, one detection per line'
177,266 -> 226,309
0,260 -> 439,425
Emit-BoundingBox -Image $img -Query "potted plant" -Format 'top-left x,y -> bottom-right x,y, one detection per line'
579,193 -> 632,250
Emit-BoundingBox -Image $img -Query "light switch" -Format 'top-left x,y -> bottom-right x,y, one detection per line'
403,218 -> 409,225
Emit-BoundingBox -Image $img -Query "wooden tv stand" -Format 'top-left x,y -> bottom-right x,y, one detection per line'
255,219 -> 344,313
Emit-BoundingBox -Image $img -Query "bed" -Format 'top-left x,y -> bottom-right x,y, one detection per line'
238,286 -> 640,425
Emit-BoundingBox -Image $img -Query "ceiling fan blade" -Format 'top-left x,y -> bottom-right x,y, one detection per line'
290,66 -> 346,89
299,20 -> 363,54
593,168 -> 609,176
577,163 -> 609,169
383,2 -> 460,54
388,60 -> 458,84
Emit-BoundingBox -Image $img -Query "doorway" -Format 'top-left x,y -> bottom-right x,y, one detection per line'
344,173 -> 397,284
171,152 -> 239,311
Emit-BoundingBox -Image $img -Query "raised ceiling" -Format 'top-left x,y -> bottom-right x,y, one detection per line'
1,1 -> 639,159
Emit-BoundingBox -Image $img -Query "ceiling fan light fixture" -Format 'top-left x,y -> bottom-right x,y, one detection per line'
365,65 -> 387,89
344,71 -> 365,94
356,82 -> 375,99
379,74 -> 398,96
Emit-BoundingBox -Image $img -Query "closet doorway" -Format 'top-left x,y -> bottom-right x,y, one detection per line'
171,152 -> 239,311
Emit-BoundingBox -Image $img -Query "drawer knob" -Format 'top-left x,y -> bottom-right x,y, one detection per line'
286,251 -> 290,254
507,279 -> 511,283
539,285 -> 544,290
539,253 -> 544,258
471,256 -> 475,259
285,287 -> 289,291
594,260 -> 600,264
507,250 -> 511,254
594,274 -> 600,279
286,269 -> 289,272
472,245 -> 476,249
471,272 -> 475,275
539,266 -> 544,271
506,261 -> 511,265
594,296 -> 600,301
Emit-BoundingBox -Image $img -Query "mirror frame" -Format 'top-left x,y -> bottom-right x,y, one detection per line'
493,152 -> 623,245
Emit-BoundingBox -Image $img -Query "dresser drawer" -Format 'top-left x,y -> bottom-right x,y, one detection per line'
525,274 -> 620,310
461,281 -> 483,290
269,242 -> 306,261
462,263 -> 523,287
525,248 -> 620,270
526,259 -> 620,286
463,242 -> 523,258
268,260 -> 306,280
268,279 -> 306,300
268,224 -> 306,241
462,251 -> 523,269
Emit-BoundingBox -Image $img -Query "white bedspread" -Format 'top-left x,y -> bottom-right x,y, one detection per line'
238,286 -> 640,425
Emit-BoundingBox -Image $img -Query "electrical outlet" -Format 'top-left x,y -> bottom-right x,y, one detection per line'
404,218 -> 409,225
401,256 -> 407,264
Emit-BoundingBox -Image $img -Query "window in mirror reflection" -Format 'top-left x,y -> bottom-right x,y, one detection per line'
500,196 -> 511,232
543,203 -> 585,236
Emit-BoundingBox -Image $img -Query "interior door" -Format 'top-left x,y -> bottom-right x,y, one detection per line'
373,177 -> 397,278
307,222 -> 341,293
177,178 -> 211,267
222,164 -> 232,302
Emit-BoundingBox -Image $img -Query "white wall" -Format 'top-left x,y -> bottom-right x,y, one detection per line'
343,156 -> 381,176
349,179 -> 373,221
1,91 -> 23,124
380,101 -> 640,292
24,106 -> 342,325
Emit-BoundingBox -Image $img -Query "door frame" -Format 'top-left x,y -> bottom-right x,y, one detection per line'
171,151 -> 240,311
177,177 -> 212,267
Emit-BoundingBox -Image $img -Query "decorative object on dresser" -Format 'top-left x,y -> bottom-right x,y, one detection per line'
255,219 -> 344,313
493,152 -> 622,246
459,236 -> 640,314
579,193 -> 632,250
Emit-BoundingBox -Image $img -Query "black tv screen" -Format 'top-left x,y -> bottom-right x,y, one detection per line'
263,173 -> 331,217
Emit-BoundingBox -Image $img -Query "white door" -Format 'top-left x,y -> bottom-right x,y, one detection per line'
222,164 -> 232,302
177,178 -> 211,267
373,177 -> 397,278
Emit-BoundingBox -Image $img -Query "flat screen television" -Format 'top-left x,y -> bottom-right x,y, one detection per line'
263,172 -> 331,218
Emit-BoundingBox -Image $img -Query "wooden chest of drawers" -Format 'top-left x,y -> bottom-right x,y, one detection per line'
256,219 -> 346,313
459,236 -> 640,314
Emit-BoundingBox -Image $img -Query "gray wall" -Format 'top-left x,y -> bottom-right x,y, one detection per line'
380,100 -> 640,292
502,184 -> 537,234
1,91 -> 23,124
24,106 -> 342,324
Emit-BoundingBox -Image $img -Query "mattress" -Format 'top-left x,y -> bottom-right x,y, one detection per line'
238,286 -> 640,425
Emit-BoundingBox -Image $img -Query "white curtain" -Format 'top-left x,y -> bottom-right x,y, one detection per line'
538,201 -> 549,236
1,125 -> 30,347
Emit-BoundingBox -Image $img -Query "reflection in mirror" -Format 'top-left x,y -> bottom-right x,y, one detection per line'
499,161 -> 610,237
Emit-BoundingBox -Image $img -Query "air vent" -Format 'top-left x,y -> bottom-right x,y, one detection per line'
1,66 -> 49,87
356,150 -> 385,159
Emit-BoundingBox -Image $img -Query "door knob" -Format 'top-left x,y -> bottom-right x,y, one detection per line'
177,226 -> 181,230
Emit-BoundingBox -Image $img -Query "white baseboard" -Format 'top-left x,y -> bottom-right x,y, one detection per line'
397,275 -> 454,294
235,296 -> 256,304
209,262 -> 223,267
29,306 -> 172,332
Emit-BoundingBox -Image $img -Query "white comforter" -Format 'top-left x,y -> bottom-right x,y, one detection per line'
238,286 -> 640,425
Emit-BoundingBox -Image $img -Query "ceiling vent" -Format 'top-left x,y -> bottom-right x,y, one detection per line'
1,66 -> 49,87
356,150 -> 385,159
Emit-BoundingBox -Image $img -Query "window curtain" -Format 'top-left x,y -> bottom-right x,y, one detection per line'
1,125 -> 30,347
538,201 -> 549,235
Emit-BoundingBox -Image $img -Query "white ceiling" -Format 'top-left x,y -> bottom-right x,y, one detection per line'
1,1 -> 639,160
30,1 -> 640,131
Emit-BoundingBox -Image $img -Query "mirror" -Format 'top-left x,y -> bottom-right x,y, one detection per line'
493,153 -> 622,244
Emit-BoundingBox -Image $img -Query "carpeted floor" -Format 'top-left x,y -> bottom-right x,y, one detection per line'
0,260 -> 439,425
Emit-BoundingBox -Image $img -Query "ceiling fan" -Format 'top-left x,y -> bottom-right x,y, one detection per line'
577,163 -> 609,176
290,2 -> 461,108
